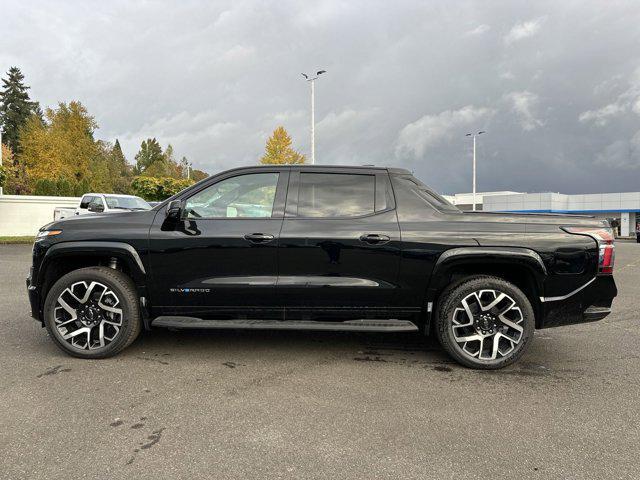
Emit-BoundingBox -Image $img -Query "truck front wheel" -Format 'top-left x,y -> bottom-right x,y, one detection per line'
435,275 -> 535,369
43,267 -> 142,359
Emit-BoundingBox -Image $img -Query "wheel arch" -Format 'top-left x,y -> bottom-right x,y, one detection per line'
37,242 -> 148,321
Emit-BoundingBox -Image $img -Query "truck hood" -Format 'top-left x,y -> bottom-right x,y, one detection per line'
41,209 -> 156,232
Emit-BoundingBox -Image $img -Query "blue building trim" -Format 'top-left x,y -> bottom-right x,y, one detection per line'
496,209 -> 640,214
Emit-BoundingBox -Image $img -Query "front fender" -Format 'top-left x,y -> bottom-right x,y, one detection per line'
38,241 -> 147,287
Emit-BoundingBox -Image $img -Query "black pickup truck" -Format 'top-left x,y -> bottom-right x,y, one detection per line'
27,165 -> 617,369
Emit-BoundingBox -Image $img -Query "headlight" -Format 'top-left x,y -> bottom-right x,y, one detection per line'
36,230 -> 62,240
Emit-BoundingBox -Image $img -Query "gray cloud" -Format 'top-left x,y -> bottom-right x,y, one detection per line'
465,24 -> 491,36
2,0 -> 640,194
396,105 -> 494,158
503,91 -> 544,131
504,16 -> 546,45
579,67 -> 640,126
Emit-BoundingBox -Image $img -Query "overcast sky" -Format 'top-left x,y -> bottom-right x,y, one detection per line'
2,1 -> 640,194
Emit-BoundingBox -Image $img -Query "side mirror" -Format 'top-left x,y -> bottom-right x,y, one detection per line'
88,203 -> 104,213
166,200 -> 183,219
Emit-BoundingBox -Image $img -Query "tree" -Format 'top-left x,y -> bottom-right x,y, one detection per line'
134,138 -> 163,174
20,101 -> 98,189
191,169 -> 208,182
0,67 -> 40,155
131,176 -> 194,201
0,144 -> 8,189
1,142 -> 29,194
108,139 -> 133,193
33,177 -> 77,196
260,126 -> 305,164
134,140 -> 184,179
111,139 -> 127,173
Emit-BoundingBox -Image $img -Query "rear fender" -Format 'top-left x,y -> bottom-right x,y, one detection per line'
424,247 -> 547,329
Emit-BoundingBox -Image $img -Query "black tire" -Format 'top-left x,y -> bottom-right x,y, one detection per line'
435,275 -> 535,369
43,267 -> 141,359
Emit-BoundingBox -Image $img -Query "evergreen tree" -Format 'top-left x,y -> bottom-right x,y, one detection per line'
0,67 -> 40,156
111,139 -> 127,172
108,139 -> 133,193
163,143 -> 174,164
260,126 -> 305,164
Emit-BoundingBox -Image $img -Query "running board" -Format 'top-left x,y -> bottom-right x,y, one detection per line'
152,317 -> 418,332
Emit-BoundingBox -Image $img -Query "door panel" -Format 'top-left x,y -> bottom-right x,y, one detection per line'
277,169 -> 402,319
147,169 -> 288,319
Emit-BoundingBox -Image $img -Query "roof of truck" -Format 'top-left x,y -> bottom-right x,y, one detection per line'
216,165 -> 412,174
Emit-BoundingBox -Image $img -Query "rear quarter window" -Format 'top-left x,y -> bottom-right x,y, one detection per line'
396,176 -> 460,213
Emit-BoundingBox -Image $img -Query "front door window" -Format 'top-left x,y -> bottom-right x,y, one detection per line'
185,173 -> 279,219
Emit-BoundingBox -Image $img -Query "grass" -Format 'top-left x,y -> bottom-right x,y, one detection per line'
0,236 -> 35,244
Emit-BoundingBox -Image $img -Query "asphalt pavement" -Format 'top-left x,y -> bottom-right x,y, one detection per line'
1,243 -> 639,479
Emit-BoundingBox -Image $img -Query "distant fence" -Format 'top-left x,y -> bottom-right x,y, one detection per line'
0,195 -> 80,236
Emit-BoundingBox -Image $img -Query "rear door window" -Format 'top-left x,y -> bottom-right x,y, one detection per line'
297,173 -> 375,218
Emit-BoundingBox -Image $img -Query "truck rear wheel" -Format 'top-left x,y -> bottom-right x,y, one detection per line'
43,267 -> 141,359
435,275 -> 534,369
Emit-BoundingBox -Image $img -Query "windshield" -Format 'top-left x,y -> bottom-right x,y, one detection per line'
104,196 -> 151,210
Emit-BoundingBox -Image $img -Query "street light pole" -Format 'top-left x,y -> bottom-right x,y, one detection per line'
472,134 -> 476,210
466,131 -> 485,211
301,70 -> 326,165
310,79 -> 315,165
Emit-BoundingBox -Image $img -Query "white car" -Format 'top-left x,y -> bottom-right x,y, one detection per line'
75,193 -> 152,216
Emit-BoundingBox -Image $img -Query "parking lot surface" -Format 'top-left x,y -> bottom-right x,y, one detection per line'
1,242 -> 639,479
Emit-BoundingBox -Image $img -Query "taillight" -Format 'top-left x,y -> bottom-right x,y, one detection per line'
563,227 -> 615,274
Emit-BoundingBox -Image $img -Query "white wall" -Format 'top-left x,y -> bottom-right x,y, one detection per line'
443,191 -> 521,207
0,195 -> 79,236
484,191 -> 640,214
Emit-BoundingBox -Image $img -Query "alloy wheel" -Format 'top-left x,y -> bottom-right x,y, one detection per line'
53,281 -> 123,350
451,289 -> 524,360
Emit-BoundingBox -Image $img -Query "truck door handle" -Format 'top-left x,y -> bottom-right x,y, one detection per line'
360,234 -> 390,245
244,233 -> 275,244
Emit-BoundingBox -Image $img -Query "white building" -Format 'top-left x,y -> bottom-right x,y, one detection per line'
442,191 -> 521,211
444,191 -> 640,237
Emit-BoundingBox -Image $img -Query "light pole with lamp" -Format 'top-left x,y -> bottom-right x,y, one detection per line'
301,70 -> 326,165
465,131 -> 485,211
